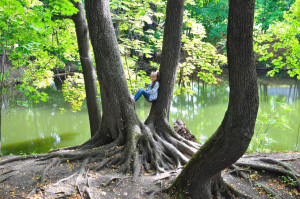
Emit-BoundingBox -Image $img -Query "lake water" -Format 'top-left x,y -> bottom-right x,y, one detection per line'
1,72 -> 300,155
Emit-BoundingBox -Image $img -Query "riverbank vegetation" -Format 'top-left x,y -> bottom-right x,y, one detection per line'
0,0 -> 299,198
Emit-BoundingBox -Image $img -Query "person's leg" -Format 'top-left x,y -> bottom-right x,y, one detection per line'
134,88 -> 144,101
134,88 -> 150,101
141,90 -> 150,101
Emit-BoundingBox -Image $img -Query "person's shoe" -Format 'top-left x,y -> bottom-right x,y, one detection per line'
130,95 -> 135,104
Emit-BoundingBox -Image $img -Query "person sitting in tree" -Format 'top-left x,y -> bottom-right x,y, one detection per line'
131,72 -> 159,103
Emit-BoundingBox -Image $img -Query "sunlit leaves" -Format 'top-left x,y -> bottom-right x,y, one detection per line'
62,73 -> 86,112
254,0 -> 300,79
186,0 -> 228,45
176,16 -> 226,95
49,0 -> 78,16
16,84 -> 49,104
0,0 -> 79,105
255,0 -> 295,31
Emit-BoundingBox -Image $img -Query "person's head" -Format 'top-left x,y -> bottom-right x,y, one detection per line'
150,72 -> 159,82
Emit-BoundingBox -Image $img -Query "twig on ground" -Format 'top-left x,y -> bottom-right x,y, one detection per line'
116,177 -> 129,186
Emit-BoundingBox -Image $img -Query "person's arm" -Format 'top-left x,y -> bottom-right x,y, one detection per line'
148,82 -> 159,94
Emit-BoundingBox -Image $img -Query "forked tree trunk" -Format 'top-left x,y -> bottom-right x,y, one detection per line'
83,0 -> 198,177
71,0 -> 101,137
169,0 -> 258,198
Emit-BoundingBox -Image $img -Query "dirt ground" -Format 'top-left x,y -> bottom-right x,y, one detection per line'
0,152 -> 299,199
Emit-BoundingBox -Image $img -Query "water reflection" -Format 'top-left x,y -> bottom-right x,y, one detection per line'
1,88 -> 89,154
1,73 -> 300,154
163,73 -> 300,152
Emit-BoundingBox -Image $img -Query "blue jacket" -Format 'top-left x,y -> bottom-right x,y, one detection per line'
148,81 -> 159,101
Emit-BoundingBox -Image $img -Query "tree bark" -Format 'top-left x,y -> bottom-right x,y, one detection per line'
146,0 -> 185,122
71,0 -> 101,137
83,0 -> 198,176
84,0 -> 140,146
170,0 -> 259,198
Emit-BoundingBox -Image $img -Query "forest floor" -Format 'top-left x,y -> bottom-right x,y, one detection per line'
0,152 -> 299,199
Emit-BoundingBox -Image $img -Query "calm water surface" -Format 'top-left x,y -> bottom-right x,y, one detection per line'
2,73 -> 300,154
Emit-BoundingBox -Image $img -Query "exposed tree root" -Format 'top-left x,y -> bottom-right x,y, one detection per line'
0,154 -> 47,166
223,157 -> 300,198
76,119 -> 200,181
219,178 -> 252,199
76,157 -> 89,185
102,176 -> 129,187
0,147 -> 103,166
27,158 -> 59,198
50,144 -> 81,152
0,174 -> 13,183
55,172 -> 78,185
165,156 -> 300,198
259,157 -> 296,172
41,158 -> 59,184
151,171 -> 252,199
230,164 -> 254,188
235,161 -> 300,191
146,188 -> 161,199
255,182 -> 279,198
229,174 -> 279,198
84,187 -> 94,199
0,169 -> 15,176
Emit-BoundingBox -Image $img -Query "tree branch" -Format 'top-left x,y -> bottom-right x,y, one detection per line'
112,18 -> 134,24
52,14 -> 72,19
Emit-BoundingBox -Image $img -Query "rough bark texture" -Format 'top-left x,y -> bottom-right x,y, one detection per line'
146,0 -> 184,121
85,0 -> 140,146
169,0 -> 259,198
82,0 -> 199,177
71,0 -> 101,137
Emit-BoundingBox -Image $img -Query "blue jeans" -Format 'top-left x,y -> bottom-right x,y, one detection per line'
134,88 -> 150,102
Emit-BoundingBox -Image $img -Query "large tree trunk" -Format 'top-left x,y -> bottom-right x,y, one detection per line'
83,0 -> 198,178
145,0 -> 199,155
84,0 -> 139,147
170,0 -> 259,198
146,0 -> 183,121
71,0 -> 101,137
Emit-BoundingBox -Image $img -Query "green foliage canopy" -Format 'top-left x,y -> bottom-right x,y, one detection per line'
254,0 -> 300,79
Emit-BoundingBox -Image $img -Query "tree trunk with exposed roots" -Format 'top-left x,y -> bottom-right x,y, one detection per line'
82,0 -> 200,179
169,0 -> 259,198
